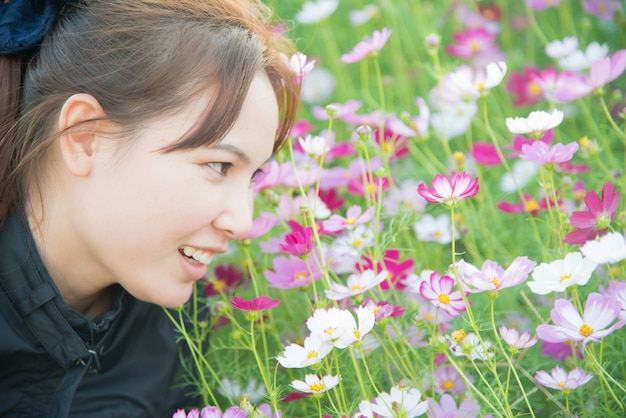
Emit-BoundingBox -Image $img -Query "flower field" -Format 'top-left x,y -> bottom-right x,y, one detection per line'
171,1 -> 626,417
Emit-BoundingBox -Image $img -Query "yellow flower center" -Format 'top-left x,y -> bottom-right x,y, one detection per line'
325,327 -> 335,336
438,293 -> 450,304
491,277 -> 500,289
344,217 -> 357,225
353,329 -> 361,339
424,312 -> 433,321
525,199 -> 539,212
306,350 -> 318,359
294,271 -> 308,280
309,383 -> 325,392
557,381 -> 565,388
452,329 -> 466,343
469,41 -> 480,53
434,231 -> 443,238
350,284 -> 362,291
579,323 -> 594,337
559,273 -> 572,283
528,81 -> 541,95
352,239 -> 363,247
215,280 -> 226,290
442,380 -> 455,390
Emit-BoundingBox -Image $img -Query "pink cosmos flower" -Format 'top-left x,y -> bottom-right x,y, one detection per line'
341,27 -> 392,64
499,325 -> 538,350
229,295 -> 280,312
497,192 -> 560,216
445,27 -> 502,65
323,205 -> 375,232
564,182 -> 620,244
471,142 -> 502,166
541,341 -> 582,360
519,141 -> 579,167
417,172 -> 479,209
347,172 -> 390,198
531,68 -> 590,103
455,256 -> 536,293
387,97 -> 430,139
173,406 -> 248,418
588,49 -> 626,90
507,65 -> 544,106
420,271 -> 468,317
373,127 -> 410,160
507,130 -> 553,159
536,293 -> 624,348
535,366 -> 592,392
264,254 -> 323,289
278,220 -> 314,257
600,281 -> 626,320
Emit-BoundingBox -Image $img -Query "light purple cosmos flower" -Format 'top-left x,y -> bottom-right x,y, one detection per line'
172,406 -> 249,418
536,292 -> 624,348
600,281 -> 626,321
499,325 -> 538,350
264,254 -> 323,289
455,256 -> 536,293
519,141 -> 579,167
341,27 -> 392,64
432,365 -> 470,394
322,205 -> 375,232
427,394 -> 482,418
584,0 -> 622,20
535,366 -> 592,392
420,271 -> 467,317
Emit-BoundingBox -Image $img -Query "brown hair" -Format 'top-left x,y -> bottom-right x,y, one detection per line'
0,0 -> 300,227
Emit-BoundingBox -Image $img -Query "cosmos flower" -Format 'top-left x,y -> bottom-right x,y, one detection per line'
370,386 -> 429,418
455,256 -> 536,293
535,366 -> 593,392
276,335 -> 333,369
505,109 -> 564,139
324,269 -> 388,300
289,374 -> 340,394
341,27 -> 392,63
499,325 -> 538,350
536,292 -> 623,347
322,205 -> 375,233
527,252 -> 597,295
294,0 -> 338,24
229,296 -> 280,312
519,141 -> 579,167
420,271 -> 467,317
580,232 -> 626,264
417,172 -> 479,209
278,220 -> 314,257
565,182 -> 620,244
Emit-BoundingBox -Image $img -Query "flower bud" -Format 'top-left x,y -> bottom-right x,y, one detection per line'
355,125 -> 372,141
325,104 -> 338,118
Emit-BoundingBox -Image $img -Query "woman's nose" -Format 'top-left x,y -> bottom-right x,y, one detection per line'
212,185 -> 254,239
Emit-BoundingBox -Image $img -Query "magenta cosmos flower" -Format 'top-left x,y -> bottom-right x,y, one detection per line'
341,27 -> 392,63
229,295 -> 280,312
535,366 -> 592,392
536,293 -> 623,348
278,220 -> 314,257
420,271 -> 467,317
417,172 -> 479,209
564,182 -> 620,244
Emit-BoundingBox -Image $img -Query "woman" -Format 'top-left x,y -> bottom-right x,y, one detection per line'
0,0 -> 299,416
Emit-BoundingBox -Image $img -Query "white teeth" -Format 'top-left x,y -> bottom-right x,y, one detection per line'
181,246 -> 212,265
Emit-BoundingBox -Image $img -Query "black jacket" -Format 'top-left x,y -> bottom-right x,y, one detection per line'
0,212 -> 191,417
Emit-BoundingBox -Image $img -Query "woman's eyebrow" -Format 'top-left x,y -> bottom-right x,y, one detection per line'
210,143 -> 251,164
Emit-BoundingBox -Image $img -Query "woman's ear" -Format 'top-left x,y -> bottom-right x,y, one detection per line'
58,93 -> 108,177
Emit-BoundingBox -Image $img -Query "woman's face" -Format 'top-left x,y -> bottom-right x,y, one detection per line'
69,73 -> 278,307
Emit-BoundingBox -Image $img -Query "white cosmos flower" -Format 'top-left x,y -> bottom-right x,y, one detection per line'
580,232 -> 626,264
527,252 -> 598,295
298,134 -> 327,157
545,36 -> 579,59
430,101 -> 477,139
295,0 -> 339,24
300,67 -> 337,104
505,109 -> 564,136
414,213 -> 457,244
276,335 -> 333,369
449,332 -> 494,361
558,42 -> 609,72
371,386 -> 429,418
349,4 -> 379,26
290,374 -> 340,394
306,306 -> 375,349
324,269 -> 388,300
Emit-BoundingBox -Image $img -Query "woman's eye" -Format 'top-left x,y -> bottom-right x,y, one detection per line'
206,162 -> 232,175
